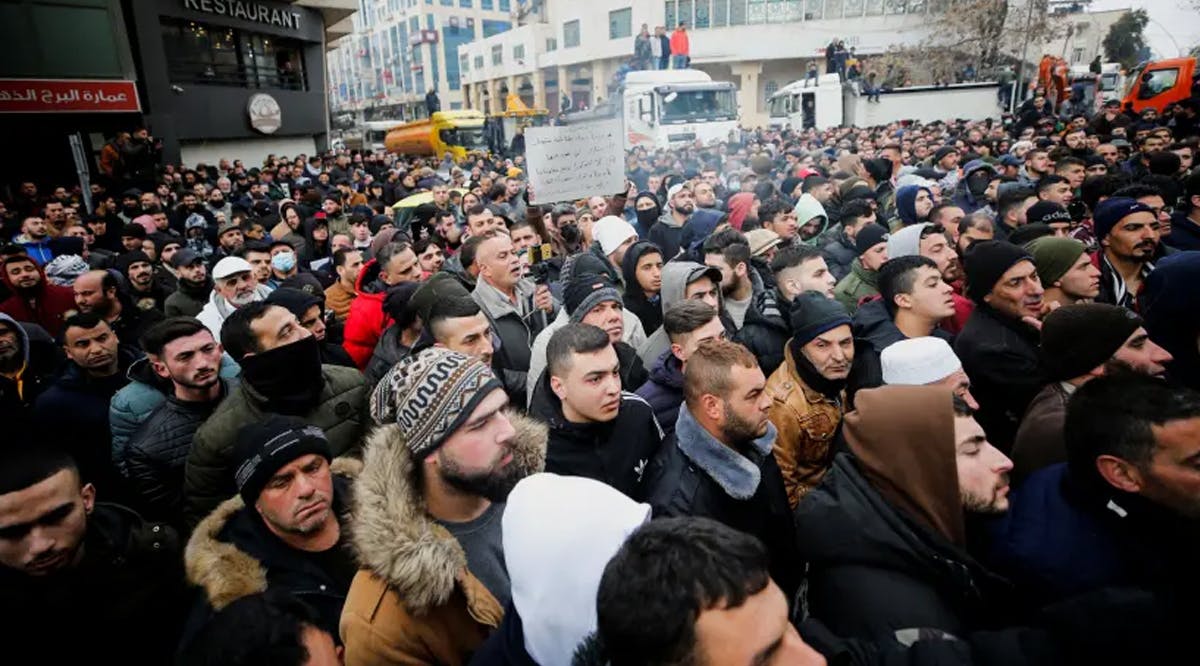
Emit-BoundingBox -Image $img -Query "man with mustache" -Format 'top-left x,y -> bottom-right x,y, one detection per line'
182,415 -> 358,645
1093,197 -> 1161,311
73,269 -> 164,350
195,256 -> 272,338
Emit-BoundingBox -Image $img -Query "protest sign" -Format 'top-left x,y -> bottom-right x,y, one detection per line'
525,119 -> 624,204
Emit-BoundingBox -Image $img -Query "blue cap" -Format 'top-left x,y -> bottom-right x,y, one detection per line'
999,154 -> 1024,167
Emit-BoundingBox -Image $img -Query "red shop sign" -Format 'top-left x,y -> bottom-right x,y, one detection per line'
0,78 -> 141,114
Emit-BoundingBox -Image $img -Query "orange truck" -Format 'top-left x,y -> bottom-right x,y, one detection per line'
1121,57 -> 1197,113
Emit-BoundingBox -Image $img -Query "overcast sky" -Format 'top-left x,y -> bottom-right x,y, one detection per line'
1086,0 -> 1200,59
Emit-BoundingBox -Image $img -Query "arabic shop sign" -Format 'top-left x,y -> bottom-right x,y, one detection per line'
182,0 -> 302,30
0,79 -> 140,114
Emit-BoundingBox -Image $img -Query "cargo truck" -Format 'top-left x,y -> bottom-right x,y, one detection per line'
384,110 -> 488,161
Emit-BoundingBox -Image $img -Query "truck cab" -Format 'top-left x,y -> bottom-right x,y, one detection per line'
768,74 -> 844,130
385,110 -> 487,161
1122,57 -> 1198,114
620,70 -> 738,150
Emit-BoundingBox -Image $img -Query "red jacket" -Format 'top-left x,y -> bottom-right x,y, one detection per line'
670,29 -> 689,56
941,283 -> 974,336
0,261 -> 75,338
342,259 -> 391,369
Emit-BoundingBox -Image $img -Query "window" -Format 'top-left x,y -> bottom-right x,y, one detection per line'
461,53 -> 469,72
481,0 -> 493,8
460,0 -> 472,6
474,55 -> 484,69
764,80 -> 778,99
546,37 -> 557,51
1071,47 -> 1085,64
441,0 -> 453,5
1137,68 -> 1179,100
513,44 -> 525,60
499,0 -> 511,10
665,1 -> 676,27
609,8 -> 632,39
730,0 -> 747,24
491,44 -> 503,65
482,19 -> 511,37
160,18 -> 306,90
695,0 -> 710,27
713,0 -> 728,25
563,19 -> 580,48
409,16 -> 420,32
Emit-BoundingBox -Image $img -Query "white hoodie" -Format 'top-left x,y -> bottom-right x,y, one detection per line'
502,473 -> 651,665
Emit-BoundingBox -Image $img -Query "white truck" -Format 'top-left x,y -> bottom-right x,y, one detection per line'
769,74 -> 1002,130
563,69 -> 739,150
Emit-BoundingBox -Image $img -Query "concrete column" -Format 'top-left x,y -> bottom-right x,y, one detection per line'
473,83 -> 483,111
533,68 -> 547,110
461,82 -> 471,109
557,65 -> 570,109
591,59 -> 608,106
486,79 -> 500,114
731,61 -> 765,128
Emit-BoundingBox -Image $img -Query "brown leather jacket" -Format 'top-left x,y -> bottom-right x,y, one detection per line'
766,345 -> 844,509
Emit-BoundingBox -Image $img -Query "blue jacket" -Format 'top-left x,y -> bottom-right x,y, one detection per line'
13,234 -> 54,265
1162,213 -> 1200,251
635,350 -> 685,437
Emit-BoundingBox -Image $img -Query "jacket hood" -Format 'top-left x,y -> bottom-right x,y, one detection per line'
679,208 -> 726,260
0,312 -> 30,366
0,257 -> 49,295
886,222 -> 931,259
350,411 -> 546,613
1140,252 -> 1200,387
843,385 -> 965,547
503,473 -> 650,666
355,258 -> 382,295
621,241 -> 663,299
124,355 -> 171,393
656,208 -> 684,229
184,458 -> 362,609
660,261 -> 721,314
852,299 -> 905,351
793,193 -> 829,245
895,185 -> 932,227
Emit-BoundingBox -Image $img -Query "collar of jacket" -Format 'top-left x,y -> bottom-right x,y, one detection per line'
783,344 -> 843,406
185,457 -> 362,609
473,275 -> 531,321
850,258 -> 878,286
974,302 -> 1040,344
349,412 -> 546,614
674,406 -> 776,500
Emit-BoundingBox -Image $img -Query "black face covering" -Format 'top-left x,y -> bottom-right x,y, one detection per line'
636,207 -> 659,229
239,334 -> 325,415
789,339 -> 847,400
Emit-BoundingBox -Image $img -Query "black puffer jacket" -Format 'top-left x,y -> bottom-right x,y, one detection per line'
125,379 -> 236,524
822,227 -> 857,282
363,325 -> 413,390
734,288 -> 791,376
846,299 -> 954,405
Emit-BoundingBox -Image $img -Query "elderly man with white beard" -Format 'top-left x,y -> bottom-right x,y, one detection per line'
196,257 -> 272,338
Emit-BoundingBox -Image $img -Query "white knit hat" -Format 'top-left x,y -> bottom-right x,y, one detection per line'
592,216 -> 638,257
881,337 -> 962,386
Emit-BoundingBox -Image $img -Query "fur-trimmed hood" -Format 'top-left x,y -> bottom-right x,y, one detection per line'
184,457 -> 362,609
350,411 -> 547,614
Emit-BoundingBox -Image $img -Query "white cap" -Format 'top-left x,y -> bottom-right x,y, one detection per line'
881,337 -> 962,386
212,256 -> 253,280
592,216 -> 638,257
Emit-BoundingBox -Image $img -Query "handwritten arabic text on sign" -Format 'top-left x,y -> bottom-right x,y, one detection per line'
526,119 -> 624,205
0,79 -> 141,114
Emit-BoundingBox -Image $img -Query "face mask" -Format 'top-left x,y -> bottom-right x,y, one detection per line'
211,198 -> 225,207
272,251 -> 296,273
636,208 -> 659,227
238,335 -> 324,414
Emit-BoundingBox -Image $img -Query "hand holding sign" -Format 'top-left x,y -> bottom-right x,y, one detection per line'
525,119 -> 625,205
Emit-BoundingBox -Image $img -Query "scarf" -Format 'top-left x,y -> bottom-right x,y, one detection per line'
239,335 -> 325,415
789,339 -> 846,400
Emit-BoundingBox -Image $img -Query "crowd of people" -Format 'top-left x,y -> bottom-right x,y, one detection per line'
2,87 -> 1200,664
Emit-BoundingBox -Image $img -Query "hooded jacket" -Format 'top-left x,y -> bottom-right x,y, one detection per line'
793,193 -> 830,246
952,162 -> 996,214
765,344 -> 844,508
340,415 -> 547,666
725,192 -> 756,230
637,261 -> 722,366
0,313 -> 61,441
634,350 -> 685,437
164,276 -> 213,318
13,233 -> 55,264
893,185 -> 933,227
470,474 -> 651,666
195,283 -> 273,339
0,259 -> 76,337
821,226 -> 857,282
678,208 -> 726,261
648,208 -> 688,260
1139,252 -> 1200,392
833,258 -> 881,315
529,380 -> 663,500
342,259 -> 391,369
182,459 -> 361,645
621,240 -> 664,335
182,363 -> 368,528
363,324 -> 414,391
525,319 -> 647,408
642,408 -> 801,598
734,287 -> 791,376
795,386 -> 1015,641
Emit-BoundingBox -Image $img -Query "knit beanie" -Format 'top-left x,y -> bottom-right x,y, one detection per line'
855,224 -> 889,256
886,223 -> 930,259
1025,201 -> 1071,227
1093,197 -> 1154,242
592,216 -> 638,257
1025,236 -> 1086,286
1040,304 -> 1145,381
233,415 -> 332,504
964,240 -> 1032,304
881,337 -> 963,385
788,292 -> 851,345
114,250 -> 152,276
265,287 -> 323,319
369,348 -> 503,457
564,274 -> 621,322
369,214 -> 393,235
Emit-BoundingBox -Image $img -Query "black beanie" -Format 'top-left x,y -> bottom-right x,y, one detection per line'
1040,304 -> 1145,381
563,274 -> 621,322
234,415 -> 332,505
1025,201 -> 1071,227
864,158 -> 892,184
855,224 -> 889,256
964,240 -> 1032,304
788,292 -> 851,345
114,250 -> 152,275
266,287 -> 323,319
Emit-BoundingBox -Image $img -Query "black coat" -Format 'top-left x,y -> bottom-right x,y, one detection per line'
795,453 -> 1018,642
847,299 -> 954,405
734,288 -> 791,377
125,379 -> 234,524
822,229 -> 857,283
953,304 -> 1046,452
0,316 -> 62,442
363,325 -> 413,391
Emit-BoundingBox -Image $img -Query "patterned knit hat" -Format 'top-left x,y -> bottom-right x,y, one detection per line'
370,348 -> 504,459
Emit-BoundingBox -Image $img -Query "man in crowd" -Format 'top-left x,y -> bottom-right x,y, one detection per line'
636,300 -> 725,437
214,220 -> 245,263
833,223 -> 889,314
767,291 -> 853,507
343,241 -> 421,368
1010,303 -> 1172,482
240,242 -> 273,286
196,256 -> 272,338
0,313 -> 61,440
125,317 -> 233,524
1093,197 -> 1160,310
993,186 -> 1038,240
185,416 -> 358,643
1036,175 -> 1075,208
184,301 -> 367,527
342,348 -> 545,664
703,229 -> 761,330
822,200 -> 878,281
642,339 -> 800,597
533,323 -> 662,499
164,248 -> 211,317
759,198 -> 800,246
886,221 -> 970,331
0,253 -> 75,337
1026,236 -> 1100,308
650,183 -> 694,259
0,446 -> 188,663
266,287 -> 356,368
622,239 -> 665,334
738,245 -> 837,376
880,335 -> 978,410
12,214 -> 54,264
115,250 -> 168,312
955,240 -> 1048,451
72,268 -> 163,348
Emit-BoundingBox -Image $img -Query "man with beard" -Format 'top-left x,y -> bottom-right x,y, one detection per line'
0,446 -> 187,664
183,301 -> 367,527
1093,197 -> 1160,310
206,187 -> 232,222
183,416 -> 358,644
1010,304 -> 1172,483
172,192 -> 215,234
164,249 -> 211,318
114,250 -> 167,313
72,269 -> 163,349
117,189 -> 142,224
342,348 -> 547,665
1019,146 -> 1053,187
325,249 -> 363,322
195,257 -> 272,337
321,193 -> 350,238
0,313 -> 61,441
703,230 -> 762,330
641,339 -> 800,598
649,183 -> 694,259
0,254 -> 75,337
123,318 -> 233,524
1026,236 -> 1100,308
213,220 -> 245,264
12,215 -> 54,265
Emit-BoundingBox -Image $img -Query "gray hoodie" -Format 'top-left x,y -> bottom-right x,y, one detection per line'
636,261 -> 722,365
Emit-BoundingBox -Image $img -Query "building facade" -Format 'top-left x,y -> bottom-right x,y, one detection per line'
326,0 -> 528,123
457,0 -> 936,128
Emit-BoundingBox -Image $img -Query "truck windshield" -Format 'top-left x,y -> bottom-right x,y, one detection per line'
659,89 -> 737,123
440,127 -> 488,149
768,94 -> 791,117
1099,72 -> 1118,92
